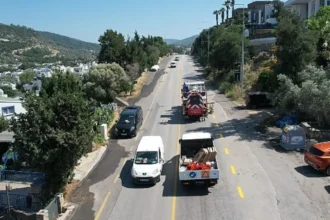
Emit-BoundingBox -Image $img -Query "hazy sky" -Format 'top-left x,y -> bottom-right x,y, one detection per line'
1,0 -> 251,43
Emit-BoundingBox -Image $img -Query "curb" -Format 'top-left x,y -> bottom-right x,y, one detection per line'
74,146 -> 107,186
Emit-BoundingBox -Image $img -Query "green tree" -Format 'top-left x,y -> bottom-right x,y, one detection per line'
307,6 -> 330,67
19,71 -> 35,85
0,116 -> 9,132
11,72 -> 95,201
83,63 -> 131,103
275,9 -> 316,83
0,86 -> 18,98
98,29 -> 126,65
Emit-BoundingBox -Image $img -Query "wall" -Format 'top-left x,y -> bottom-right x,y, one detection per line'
0,98 -> 26,119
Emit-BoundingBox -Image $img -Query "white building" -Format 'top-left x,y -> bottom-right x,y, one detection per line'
0,90 -> 26,119
285,0 -> 330,19
35,68 -> 53,78
248,2 -> 276,24
1,83 -> 16,90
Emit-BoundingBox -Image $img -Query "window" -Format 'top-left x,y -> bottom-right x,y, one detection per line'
327,0 -> 330,6
308,146 -> 324,156
135,151 -> 158,164
2,106 -> 15,116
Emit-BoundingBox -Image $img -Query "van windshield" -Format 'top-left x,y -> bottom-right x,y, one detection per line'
118,115 -> 135,124
135,151 -> 158,164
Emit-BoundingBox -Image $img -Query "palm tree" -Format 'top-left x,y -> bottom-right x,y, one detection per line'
220,8 -> 225,24
213,10 -> 220,26
231,0 -> 235,19
223,0 -> 231,23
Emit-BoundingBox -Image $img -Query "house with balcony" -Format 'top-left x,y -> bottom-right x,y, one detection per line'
248,1 -> 277,24
285,0 -> 330,19
233,8 -> 246,19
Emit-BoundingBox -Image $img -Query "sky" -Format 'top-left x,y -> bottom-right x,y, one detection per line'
0,0 -> 250,43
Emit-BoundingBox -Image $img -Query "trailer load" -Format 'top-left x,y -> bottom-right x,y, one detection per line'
181,81 -> 213,121
178,132 -> 219,186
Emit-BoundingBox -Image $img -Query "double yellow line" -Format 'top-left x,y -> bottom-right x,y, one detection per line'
171,58 -> 184,220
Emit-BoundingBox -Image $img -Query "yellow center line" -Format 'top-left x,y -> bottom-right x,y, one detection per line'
94,192 -> 111,220
113,174 -> 120,184
224,148 -> 229,154
230,165 -> 237,175
212,114 -> 216,119
237,187 -> 245,199
220,133 -> 223,139
122,157 -> 127,166
171,57 -> 183,220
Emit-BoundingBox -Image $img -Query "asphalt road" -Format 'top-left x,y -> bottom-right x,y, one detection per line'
71,55 -> 330,220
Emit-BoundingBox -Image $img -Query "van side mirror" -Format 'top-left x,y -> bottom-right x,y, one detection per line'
179,139 -> 182,144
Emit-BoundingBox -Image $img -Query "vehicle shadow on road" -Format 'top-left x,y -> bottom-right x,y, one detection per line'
159,106 -> 195,125
119,158 -> 154,189
324,185 -> 330,194
294,165 -> 327,178
162,155 -> 210,197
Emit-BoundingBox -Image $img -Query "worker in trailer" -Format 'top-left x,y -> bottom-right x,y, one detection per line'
183,83 -> 189,93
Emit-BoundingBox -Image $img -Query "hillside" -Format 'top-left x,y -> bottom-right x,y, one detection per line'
164,38 -> 179,45
165,35 -> 198,46
0,23 -> 100,65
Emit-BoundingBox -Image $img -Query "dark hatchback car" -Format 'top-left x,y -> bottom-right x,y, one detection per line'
114,106 -> 143,138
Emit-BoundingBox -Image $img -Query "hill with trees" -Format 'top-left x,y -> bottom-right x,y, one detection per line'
165,35 -> 198,46
0,23 -> 100,65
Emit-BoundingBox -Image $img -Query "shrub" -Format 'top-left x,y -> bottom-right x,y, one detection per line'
219,81 -> 232,94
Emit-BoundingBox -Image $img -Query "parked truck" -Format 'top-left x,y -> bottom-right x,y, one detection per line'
178,132 -> 219,187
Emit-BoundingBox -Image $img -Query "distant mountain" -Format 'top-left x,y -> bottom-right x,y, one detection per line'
164,39 -> 180,45
0,23 -> 100,65
165,35 -> 198,46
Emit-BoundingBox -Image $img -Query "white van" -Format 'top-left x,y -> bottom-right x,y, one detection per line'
131,136 -> 165,185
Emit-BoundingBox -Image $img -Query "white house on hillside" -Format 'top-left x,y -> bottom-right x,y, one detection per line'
285,0 -> 330,19
0,90 -> 26,119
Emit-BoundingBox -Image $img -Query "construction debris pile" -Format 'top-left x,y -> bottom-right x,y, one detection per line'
180,147 -> 217,171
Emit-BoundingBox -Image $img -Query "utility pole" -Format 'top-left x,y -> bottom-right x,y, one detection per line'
241,7 -> 245,91
207,29 -> 210,66
6,183 -> 11,216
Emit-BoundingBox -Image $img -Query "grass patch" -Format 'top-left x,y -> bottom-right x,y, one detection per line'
64,180 -> 80,202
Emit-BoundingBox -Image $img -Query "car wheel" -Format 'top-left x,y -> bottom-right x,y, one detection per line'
325,166 -> 330,176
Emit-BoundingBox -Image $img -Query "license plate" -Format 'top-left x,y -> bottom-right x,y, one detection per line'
140,179 -> 149,182
307,160 -> 314,166
195,181 -> 204,184
121,133 -> 127,136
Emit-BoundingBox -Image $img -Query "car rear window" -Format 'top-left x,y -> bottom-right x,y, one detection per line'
309,146 -> 324,156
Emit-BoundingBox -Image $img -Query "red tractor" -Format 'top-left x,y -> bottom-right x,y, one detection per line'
182,81 -> 212,121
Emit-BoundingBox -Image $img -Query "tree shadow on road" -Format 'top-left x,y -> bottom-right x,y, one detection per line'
183,74 -> 205,81
70,142 -> 129,220
162,155 -> 210,197
185,110 -> 306,154
294,165 -> 328,178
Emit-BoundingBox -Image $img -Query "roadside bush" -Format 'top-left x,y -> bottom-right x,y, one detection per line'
219,81 -> 232,94
230,84 -> 243,101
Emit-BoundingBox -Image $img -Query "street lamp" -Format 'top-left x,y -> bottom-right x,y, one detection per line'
231,3 -> 245,92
